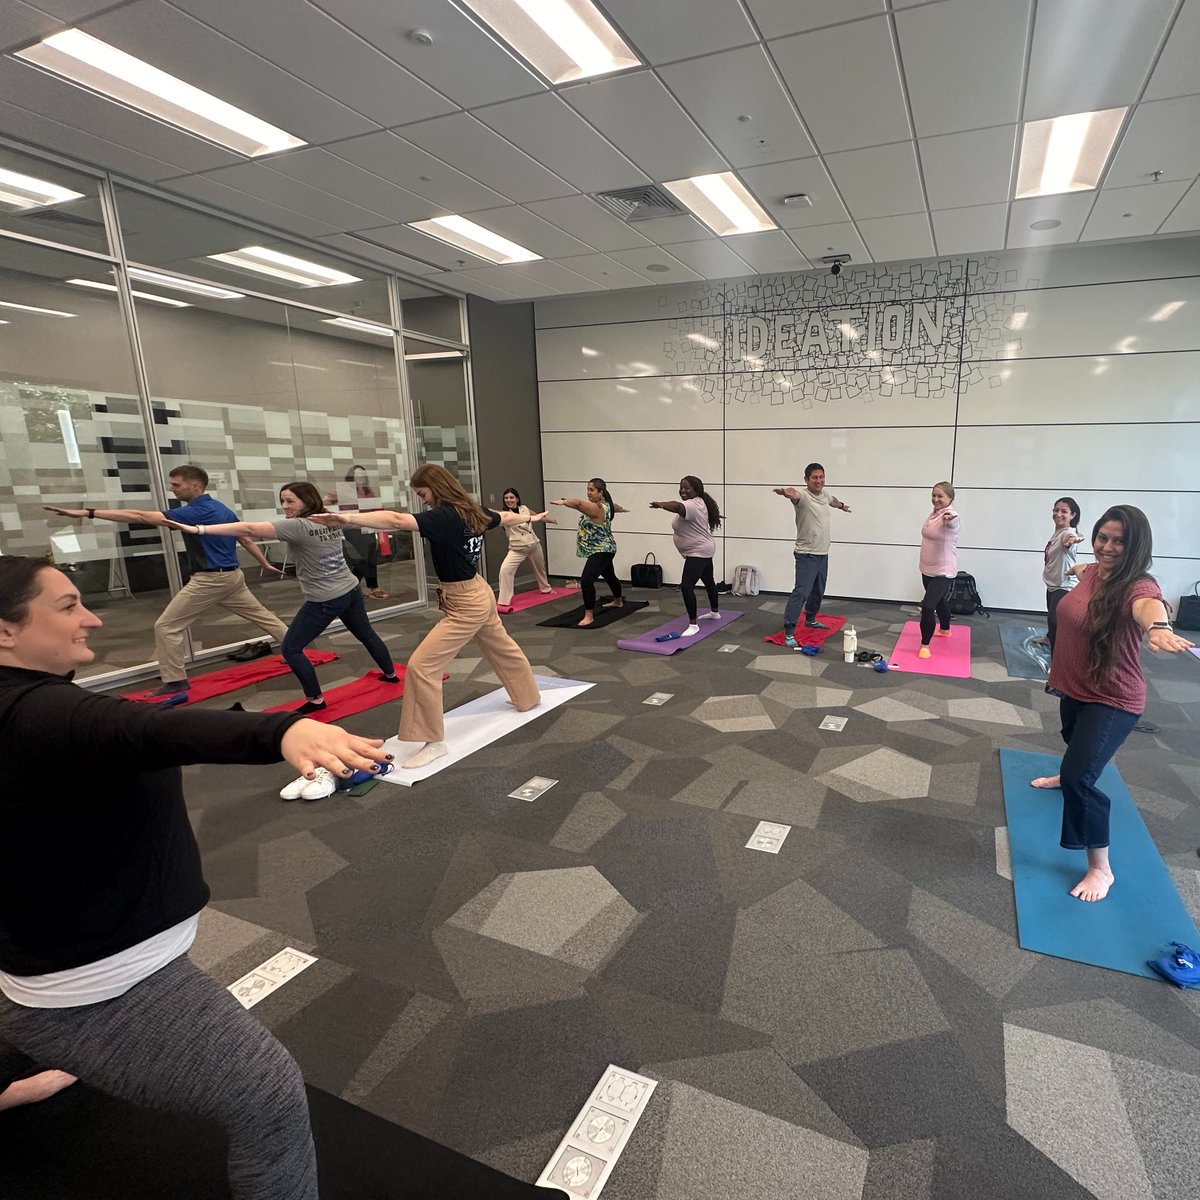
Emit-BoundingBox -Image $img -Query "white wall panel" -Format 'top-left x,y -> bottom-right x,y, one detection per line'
536,319 -> 721,381
542,431 -> 722,484
546,526 -> 727,588
534,284 -> 712,330
539,378 -> 724,432
543,483 -> 728,537
725,538 -> 920,602
725,484 -> 928,547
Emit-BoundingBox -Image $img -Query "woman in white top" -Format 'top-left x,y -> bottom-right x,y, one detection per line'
1043,496 -> 1084,657
496,487 -> 554,611
649,475 -> 722,636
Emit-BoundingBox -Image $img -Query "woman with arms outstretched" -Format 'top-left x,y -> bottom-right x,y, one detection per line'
916,481 -> 960,659
551,478 -> 627,628
496,487 -> 554,612
649,475 -> 722,636
1042,496 -> 1084,656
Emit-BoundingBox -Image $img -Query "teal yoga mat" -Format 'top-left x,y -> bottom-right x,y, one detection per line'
1000,748 -> 1199,979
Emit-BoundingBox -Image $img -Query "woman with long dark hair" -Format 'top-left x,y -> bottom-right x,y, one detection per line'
1042,496 -> 1083,656
649,475 -> 722,636
167,481 -> 398,720
311,464 -> 548,769
1030,505 -> 1194,901
551,478 -> 626,628
917,481 -> 959,659
496,487 -> 554,611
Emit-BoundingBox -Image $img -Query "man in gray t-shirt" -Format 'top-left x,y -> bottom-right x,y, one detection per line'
773,463 -> 851,646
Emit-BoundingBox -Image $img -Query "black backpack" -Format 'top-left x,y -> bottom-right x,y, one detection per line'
947,571 -> 989,617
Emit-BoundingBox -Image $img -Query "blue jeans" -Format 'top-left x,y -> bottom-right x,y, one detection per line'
282,586 -> 394,698
1058,695 -> 1140,849
784,552 -> 828,632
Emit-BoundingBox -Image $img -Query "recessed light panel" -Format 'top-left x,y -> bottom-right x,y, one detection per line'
206,247 -> 361,288
460,0 -> 639,83
1015,108 -> 1127,199
408,216 -> 541,264
16,29 -> 306,157
0,299 -> 75,317
0,166 -> 84,210
127,267 -> 243,299
322,317 -> 394,337
662,173 -> 776,236
67,278 -> 191,307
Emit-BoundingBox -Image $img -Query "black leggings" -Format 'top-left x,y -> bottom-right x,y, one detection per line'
680,556 -> 718,622
580,552 -> 621,610
1047,587 -> 1068,656
920,573 -> 954,644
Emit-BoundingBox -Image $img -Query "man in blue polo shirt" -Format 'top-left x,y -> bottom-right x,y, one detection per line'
44,464 -> 289,695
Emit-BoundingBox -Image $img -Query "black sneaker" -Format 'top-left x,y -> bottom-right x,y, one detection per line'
149,680 -> 189,696
296,699 -> 327,715
230,640 -> 273,662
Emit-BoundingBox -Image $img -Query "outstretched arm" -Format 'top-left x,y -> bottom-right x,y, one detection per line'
551,497 -> 606,521
164,518 -> 276,538
830,496 -> 852,514
650,500 -> 686,516
45,504 -> 167,526
1133,597 -> 1196,654
773,486 -> 802,502
498,509 -> 549,527
238,536 -> 283,574
309,510 -> 418,532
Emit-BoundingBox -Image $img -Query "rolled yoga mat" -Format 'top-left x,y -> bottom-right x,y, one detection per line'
888,620 -> 971,678
618,609 -> 742,654
762,613 -> 846,648
497,584 -> 580,614
999,747 -> 1200,979
999,623 -> 1050,680
122,650 -> 338,704
536,600 -> 649,629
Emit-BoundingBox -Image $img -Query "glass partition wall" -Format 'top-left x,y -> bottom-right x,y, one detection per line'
0,141 -> 471,687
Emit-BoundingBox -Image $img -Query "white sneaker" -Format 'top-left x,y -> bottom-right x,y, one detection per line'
299,768 -> 336,800
700,610 -> 721,620
280,775 -> 309,800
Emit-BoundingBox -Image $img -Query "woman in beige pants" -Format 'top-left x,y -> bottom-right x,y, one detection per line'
497,487 -> 554,611
313,464 -> 549,769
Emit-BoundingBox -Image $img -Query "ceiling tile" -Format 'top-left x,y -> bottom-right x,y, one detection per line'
1023,0 -> 1178,120
605,247 -> 703,283
738,157 -> 848,228
600,0 -> 757,64
624,213 -> 714,244
723,230 -> 813,273
315,233 -> 442,276
562,70 -> 727,181
433,270 -> 519,302
473,94 -> 647,193
931,203 -> 1009,255
1080,180 -> 1192,241
825,142 -> 925,219
770,16 -> 910,152
658,45 -> 816,169
1159,178 -> 1200,233
170,0 -> 456,128
1143,0 -> 1200,101
896,0 -> 1029,137
1,1 -> 62,52
452,265 -> 567,298
745,0 -> 884,40
857,213 -> 935,263
523,195 -> 654,252
786,221 -> 870,264
1006,192 -> 1095,248
83,1 -> 377,144
306,0 -> 545,109
551,254 -> 655,289
399,112 -> 576,203
1104,95 -> 1200,188
265,149 -> 439,225
12,0 -> 114,16
495,260 -> 606,293
920,125 -> 1017,210
659,238 -> 756,280
351,223 -> 496,271
326,131 -> 509,214
458,205 -> 596,258
160,174 -> 340,239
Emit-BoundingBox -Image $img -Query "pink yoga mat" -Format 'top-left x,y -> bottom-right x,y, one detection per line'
617,610 -> 742,655
888,621 -> 971,678
498,585 -> 580,614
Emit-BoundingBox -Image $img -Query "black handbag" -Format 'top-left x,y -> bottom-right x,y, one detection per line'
1177,581 -> 1200,631
630,553 -> 663,589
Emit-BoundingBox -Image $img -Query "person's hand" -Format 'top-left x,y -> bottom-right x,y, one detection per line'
43,505 -> 86,519
550,498 -> 569,507
1147,627 -> 1196,654
1067,534 -> 1084,545
263,564 -> 285,576
531,510 -> 549,523
840,503 -> 853,514
280,719 -> 391,780
942,510 -> 956,523
163,519 -> 198,534
649,501 -> 661,509
308,512 -> 348,527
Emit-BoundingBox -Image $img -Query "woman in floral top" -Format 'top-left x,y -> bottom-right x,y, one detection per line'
551,478 -> 627,627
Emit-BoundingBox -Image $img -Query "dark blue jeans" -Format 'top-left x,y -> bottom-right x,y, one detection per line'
784,552 -> 828,632
281,586 -> 394,699
1058,695 -> 1140,849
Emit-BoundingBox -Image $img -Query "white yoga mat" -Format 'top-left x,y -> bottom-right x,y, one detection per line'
377,675 -> 593,786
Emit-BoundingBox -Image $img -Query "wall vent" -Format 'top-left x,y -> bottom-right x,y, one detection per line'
593,184 -> 685,223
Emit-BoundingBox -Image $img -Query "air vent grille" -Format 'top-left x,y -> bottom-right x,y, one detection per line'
21,208 -> 106,232
593,184 -> 684,223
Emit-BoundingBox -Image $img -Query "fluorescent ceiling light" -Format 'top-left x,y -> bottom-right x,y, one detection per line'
662,172 -> 776,236
408,215 -> 540,265
0,166 -> 85,210
1015,108 -> 1126,198
1150,301 -> 1184,321
66,278 -> 191,307
16,29 -> 305,157
0,299 -> 75,317
404,350 -> 464,361
460,0 -> 638,83
322,317 -> 394,337
127,267 -> 243,300
206,246 -> 361,288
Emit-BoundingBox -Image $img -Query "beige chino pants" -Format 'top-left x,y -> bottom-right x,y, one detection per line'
398,573 -> 540,744
497,542 -> 550,606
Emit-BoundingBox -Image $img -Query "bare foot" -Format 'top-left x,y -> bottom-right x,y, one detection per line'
1030,775 -> 1061,789
934,628 -> 952,638
577,615 -> 595,627
0,1070 -> 77,1111
918,646 -> 931,659
1070,867 -> 1115,902
601,598 -> 624,609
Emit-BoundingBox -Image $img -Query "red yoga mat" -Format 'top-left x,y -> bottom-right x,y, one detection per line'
762,614 -> 846,647
265,668 -> 449,723
121,651 -> 339,705
497,585 -> 581,614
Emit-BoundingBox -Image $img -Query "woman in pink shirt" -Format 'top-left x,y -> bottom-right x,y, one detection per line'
650,476 -> 722,637
917,481 -> 960,658
1030,505 -> 1193,901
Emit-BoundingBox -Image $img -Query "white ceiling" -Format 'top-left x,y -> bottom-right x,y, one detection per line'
1,0 -> 1198,302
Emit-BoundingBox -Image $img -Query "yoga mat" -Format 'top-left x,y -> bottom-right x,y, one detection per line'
536,600 -> 649,629
1190,647 -> 1200,663
999,748 -> 1200,979
497,584 -> 580,614
888,621 -> 972,678
762,613 -> 847,648
379,675 -> 593,785
1000,623 -> 1051,680
618,609 -> 742,655
266,668 -> 407,722
121,650 -> 338,705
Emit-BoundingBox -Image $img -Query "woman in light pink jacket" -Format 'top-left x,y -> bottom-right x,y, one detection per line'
917,481 -> 960,658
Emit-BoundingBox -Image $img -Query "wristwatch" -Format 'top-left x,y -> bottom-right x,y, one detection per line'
1149,621 -> 1172,631
86,507 -> 95,519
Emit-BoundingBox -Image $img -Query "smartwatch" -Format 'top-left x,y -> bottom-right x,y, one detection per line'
86,507 -> 95,519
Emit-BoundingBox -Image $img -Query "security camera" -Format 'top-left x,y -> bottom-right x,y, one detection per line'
821,254 -> 851,277
829,261 -> 841,276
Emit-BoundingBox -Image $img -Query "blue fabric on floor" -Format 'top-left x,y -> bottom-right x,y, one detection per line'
1000,747 -> 1200,979
999,624 -> 1050,680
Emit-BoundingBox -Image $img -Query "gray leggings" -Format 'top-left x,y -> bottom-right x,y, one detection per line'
0,954 -> 317,1200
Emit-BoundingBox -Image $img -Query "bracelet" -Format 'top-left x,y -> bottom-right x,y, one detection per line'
86,507 -> 95,519
1149,621 -> 1172,631
196,524 -> 206,536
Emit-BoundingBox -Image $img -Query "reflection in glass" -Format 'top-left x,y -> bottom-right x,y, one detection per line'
0,144 -> 107,254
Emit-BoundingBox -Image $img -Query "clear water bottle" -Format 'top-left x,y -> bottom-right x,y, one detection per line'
843,624 -> 857,663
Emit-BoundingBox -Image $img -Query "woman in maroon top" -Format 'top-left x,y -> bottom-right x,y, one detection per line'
1031,506 -> 1193,901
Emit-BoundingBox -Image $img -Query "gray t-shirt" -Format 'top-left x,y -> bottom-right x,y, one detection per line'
792,489 -> 838,555
1043,527 -> 1080,590
272,518 -> 357,601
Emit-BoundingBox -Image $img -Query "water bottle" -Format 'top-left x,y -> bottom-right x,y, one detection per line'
843,624 -> 857,663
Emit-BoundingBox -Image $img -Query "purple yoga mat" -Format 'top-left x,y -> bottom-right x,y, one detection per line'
617,609 -> 743,655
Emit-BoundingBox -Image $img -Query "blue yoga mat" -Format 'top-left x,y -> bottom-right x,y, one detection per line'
1000,747 -> 1200,979
999,623 -> 1050,680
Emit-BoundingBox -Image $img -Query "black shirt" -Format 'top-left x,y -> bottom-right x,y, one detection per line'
0,667 -> 303,976
414,505 -> 501,582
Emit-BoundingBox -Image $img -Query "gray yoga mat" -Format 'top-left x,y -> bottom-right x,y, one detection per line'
999,623 -> 1051,680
